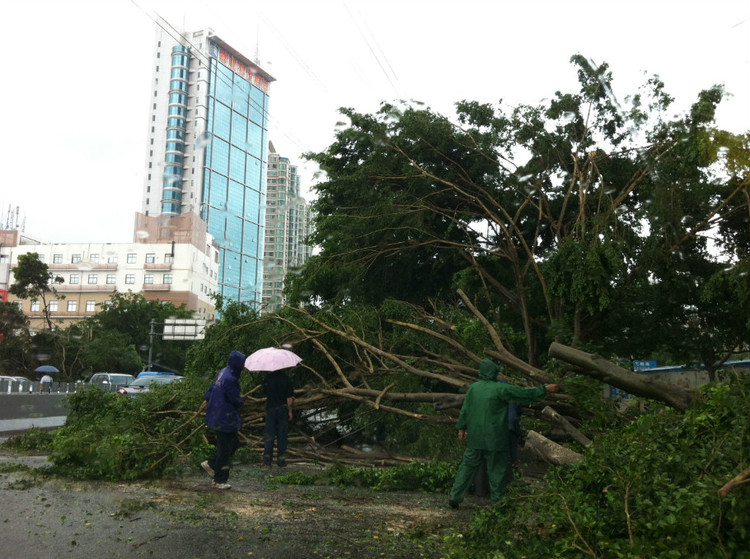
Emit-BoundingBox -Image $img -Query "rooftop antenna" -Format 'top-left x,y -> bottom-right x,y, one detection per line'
254,24 -> 260,65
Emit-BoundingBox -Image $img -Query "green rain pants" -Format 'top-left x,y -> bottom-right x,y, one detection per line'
450,447 -> 510,505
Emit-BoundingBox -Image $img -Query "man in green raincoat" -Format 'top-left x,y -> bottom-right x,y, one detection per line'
449,358 -> 560,508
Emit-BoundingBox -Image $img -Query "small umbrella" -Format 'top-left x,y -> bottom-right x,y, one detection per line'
244,347 -> 302,372
34,365 -> 60,374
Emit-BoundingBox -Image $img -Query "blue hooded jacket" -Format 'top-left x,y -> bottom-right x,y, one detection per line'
204,350 -> 246,432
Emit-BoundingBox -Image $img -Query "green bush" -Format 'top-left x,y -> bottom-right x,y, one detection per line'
1,427 -> 54,452
443,376 -> 750,559
49,383 -> 206,480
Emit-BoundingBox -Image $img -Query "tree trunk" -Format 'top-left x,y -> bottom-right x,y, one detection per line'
541,405 -> 592,447
548,342 -> 695,411
524,430 -> 583,465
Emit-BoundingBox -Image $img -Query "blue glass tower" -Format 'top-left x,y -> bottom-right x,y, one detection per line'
141,28 -> 274,306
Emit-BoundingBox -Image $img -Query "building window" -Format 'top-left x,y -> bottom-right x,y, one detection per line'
85,301 -> 96,312
53,254 -> 63,264
49,301 -> 58,312
36,254 -> 45,262
90,253 -> 99,263
31,300 -> 41,312
108,255 -> 118,263
127,253 -> 137,264
125,274 -> 136,284
71,254 -> 81,263
164,253 -> 174,264
163,274 -> 173,284
144,274 -> 154,284
106,274 -> 116,284
67,301 -> 77,312
69,274 -> 80,284
88,274 -> 98,284
145,253 -> 156,264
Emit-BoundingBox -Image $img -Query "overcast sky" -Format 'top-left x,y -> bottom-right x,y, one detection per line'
0,0 -> 748,243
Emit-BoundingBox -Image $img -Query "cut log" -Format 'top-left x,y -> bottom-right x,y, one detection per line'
525,430 -> 583,466
541,405 -> 592,447
548,342 -> 695,411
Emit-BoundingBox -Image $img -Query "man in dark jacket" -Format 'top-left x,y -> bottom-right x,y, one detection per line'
202,350 -> 246,489
262,368 -> 295,467
449,358 -> 560,508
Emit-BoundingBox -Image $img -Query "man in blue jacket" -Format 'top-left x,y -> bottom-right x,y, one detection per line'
202,350 -> 246,489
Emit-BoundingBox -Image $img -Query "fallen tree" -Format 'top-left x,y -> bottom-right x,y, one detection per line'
524,430 -> 583,466
548,341 -> 696,411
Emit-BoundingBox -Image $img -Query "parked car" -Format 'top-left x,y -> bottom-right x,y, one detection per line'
116,374 -> 183,396
89,372 -> 136,392
136,371 -> 185,379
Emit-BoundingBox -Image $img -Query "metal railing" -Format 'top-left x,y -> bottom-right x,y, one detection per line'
0,380 -> 84,394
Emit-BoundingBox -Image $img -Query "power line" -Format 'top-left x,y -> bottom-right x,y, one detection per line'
344,2 -> 401,100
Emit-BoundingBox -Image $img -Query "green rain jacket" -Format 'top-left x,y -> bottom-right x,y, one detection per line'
456,359 -> 548,451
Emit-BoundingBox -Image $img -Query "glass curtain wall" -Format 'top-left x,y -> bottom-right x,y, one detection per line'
201,56 -> 268,305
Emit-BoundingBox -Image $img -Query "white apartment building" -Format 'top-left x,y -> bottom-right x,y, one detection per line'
0,213 -> 219,331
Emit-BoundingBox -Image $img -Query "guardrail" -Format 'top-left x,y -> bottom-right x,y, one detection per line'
0,380 -> 83,394
0,381 -> 134,437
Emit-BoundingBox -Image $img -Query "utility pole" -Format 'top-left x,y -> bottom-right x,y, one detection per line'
147,319 -> 155,371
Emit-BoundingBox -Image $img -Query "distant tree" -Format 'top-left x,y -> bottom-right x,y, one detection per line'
0,300 -> 33,374
79,329 -> 143,376
9,252 -> 63,330
87,292 -> 194,373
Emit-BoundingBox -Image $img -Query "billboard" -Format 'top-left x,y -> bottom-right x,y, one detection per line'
162,318 -> 206,340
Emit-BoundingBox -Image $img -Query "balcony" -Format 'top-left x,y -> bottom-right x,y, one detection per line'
142,283 -> 171,291
48,263 -> 118,271
144,262 -> 173,271
55,284 -> 117,292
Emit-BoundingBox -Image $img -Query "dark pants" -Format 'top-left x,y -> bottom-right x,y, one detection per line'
263,405 -> 289,466
207,430 -> 239,483
451,447 -> 510,505
473,431 -> 520,497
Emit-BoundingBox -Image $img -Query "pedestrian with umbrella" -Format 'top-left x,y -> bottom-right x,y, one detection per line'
35,365 -> 59,393
245,347 -> 301,467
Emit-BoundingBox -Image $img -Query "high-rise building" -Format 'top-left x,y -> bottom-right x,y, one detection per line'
262,143 -> 313,312
141,25 -> 274,306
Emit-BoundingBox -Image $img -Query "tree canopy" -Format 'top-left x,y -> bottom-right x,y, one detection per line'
287,55 -> 750,369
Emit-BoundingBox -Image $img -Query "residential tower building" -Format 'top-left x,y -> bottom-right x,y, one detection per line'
141,24 -> 274,306
262,143 -> 313,312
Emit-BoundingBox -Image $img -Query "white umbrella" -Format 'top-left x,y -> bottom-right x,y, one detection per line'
244,347 -> 302,372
